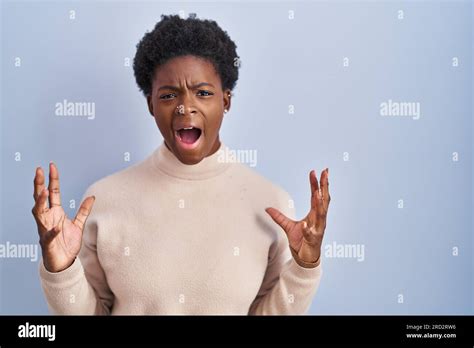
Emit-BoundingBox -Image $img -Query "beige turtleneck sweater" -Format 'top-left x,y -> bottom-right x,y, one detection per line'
38,141 -> 323,315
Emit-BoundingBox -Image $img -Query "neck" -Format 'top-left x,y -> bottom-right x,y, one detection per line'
152,138 -> 231,180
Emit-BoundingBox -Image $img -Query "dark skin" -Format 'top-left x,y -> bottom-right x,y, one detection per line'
31,54 -> 330,273
146,55 -> 231,165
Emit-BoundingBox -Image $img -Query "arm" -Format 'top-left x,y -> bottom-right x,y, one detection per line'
38,186 -> 114,315
248,224 -> 322,315
249,168 -> 330,315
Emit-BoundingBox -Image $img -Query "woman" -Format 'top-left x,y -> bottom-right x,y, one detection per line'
32,14 -> 330,315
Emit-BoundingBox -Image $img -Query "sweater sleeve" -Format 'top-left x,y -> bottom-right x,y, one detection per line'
38,185 -> 115,315
248,191 -> 323,315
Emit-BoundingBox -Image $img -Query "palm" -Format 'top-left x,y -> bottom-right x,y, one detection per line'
285,209 -> 321,251
32,162 -> 95,272
37,205 -> 82,259
265,169 -> 330,265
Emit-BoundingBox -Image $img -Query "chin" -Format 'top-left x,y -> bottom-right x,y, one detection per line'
171,142 -> 207,165
169,130 -> 210,165
177,153 -> 204,165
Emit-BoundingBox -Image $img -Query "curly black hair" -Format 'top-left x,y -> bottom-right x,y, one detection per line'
133,14 -> 240,97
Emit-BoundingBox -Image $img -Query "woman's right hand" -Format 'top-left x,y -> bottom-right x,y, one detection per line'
32,162 -> 95,273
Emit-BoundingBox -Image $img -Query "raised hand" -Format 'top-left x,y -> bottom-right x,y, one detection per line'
265,169 -> 330,267
31,162 -> 95,273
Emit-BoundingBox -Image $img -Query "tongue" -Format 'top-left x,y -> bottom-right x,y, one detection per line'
179,128 -> 201,144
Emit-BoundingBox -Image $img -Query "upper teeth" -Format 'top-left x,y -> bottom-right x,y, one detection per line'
183,127 -> 193,130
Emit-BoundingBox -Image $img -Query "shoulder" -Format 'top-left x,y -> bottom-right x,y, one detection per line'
228,162 -> 295,216
81,159 -> 149,204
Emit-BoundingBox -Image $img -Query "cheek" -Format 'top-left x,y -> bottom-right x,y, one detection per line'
216,115 -> 224,129
153,103 -> 173,123
154,114 -> 173,136
206,104 -> 224,126
206,112 -> 224,133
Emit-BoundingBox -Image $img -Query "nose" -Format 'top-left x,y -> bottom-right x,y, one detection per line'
175,92 -> 198,117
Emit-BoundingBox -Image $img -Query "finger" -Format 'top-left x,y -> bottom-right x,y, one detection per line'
48,162 -> 61,208
265,207 -> 296,235
310,170 -> 320,209
314,187 -> 326,223
32,187 -> 49,216
320,168 -> 330,212
33,167 -> 45,202
73,196 -> 96,231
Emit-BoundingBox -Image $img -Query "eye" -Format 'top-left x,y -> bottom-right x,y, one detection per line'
197,90 -> 214,97
159,93 -> 176,100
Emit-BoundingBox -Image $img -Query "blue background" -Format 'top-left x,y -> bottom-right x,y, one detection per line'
1,0 -> 472,314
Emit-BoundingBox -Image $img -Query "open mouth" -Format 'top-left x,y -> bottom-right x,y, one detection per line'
176,127 -> 202,145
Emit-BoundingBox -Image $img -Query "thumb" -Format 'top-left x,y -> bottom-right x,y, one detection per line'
73,195 -> 95,231
265,207 -> 295,235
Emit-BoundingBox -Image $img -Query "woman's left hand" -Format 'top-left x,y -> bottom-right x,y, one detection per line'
265,168 -> 330,267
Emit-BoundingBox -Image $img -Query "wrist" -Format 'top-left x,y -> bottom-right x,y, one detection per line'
290,246 -> 320,268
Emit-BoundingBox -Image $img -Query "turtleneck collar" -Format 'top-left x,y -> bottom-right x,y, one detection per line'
151,141 -> 232,180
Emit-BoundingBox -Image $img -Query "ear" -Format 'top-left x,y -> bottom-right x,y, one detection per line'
146,95 -> 154,117
223,89 -> 232,114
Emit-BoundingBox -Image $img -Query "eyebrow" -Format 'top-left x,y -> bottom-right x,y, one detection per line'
157,82 -> 215,92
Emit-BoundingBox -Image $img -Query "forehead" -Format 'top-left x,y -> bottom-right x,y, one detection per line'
153,55 -> 220,87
